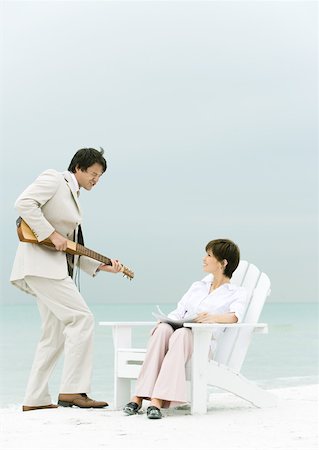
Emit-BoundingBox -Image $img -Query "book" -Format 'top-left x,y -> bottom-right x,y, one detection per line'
152,305 -> 197,330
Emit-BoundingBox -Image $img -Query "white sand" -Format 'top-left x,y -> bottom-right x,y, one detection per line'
1,385 -> 318,450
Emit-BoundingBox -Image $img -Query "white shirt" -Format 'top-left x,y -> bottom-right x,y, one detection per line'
69,172 -> 80,194
168,274 -> 248,342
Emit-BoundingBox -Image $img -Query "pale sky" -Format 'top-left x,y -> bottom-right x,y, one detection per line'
0,0 -> 318,304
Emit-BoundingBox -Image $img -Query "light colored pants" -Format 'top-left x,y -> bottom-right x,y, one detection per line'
135,323 -> 193,408
23,276 -> 94,406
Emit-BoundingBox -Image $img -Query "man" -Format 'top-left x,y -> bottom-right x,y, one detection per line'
10,147 -> 122,411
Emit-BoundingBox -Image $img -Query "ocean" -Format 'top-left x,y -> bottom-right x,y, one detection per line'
0,302 -> 318,408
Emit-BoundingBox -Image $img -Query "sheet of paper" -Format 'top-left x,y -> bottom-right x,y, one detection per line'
152,305 -> 196,329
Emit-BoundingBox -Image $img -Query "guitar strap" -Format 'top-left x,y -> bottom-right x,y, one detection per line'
67,224 -> 84,278
77,224 -> 84,246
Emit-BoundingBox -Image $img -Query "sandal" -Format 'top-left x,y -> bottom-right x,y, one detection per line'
147,405 -> 162,419
123,401 -> 141,415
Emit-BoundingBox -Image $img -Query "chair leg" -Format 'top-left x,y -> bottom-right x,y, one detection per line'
190,328 -> 213,414
114,378 -> 131,409
207,363 -> 277,408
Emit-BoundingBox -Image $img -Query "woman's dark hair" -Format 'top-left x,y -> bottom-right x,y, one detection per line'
205,239 -> 240,278
68,147 -> 107,173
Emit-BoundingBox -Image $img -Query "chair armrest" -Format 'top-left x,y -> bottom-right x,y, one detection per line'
183,322 -> 268,334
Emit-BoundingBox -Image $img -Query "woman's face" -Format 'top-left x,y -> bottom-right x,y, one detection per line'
203,250 -> 224,274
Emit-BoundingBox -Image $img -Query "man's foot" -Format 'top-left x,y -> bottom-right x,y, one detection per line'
58,393 -> 108,408
22,404 -> 59,412
123,401 -> 142,415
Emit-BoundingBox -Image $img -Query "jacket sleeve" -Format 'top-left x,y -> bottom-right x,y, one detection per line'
78,256 -> 101,277
15,170 -> 60,242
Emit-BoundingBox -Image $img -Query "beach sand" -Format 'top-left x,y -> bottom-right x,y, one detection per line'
1,384 -> 318,450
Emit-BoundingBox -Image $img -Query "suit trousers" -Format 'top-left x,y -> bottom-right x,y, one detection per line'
135,322 -> 193,408
23,275 -> 94,406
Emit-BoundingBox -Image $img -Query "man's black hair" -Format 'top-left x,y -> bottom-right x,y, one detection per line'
68,147 -> 107,173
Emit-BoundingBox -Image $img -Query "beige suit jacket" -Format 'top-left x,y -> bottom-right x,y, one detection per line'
10,169 -> 100,295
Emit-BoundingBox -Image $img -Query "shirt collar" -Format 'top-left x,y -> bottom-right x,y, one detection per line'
69,171 -> 80,194
202,274 -> 235,290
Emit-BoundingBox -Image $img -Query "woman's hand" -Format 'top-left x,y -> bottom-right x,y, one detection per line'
194,312 -> 238,324
98,259 -> 123,274
194,312 -> 215,323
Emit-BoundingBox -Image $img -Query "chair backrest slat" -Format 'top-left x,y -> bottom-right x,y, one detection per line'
212,261 -> 270,372
231,260 -> 249,286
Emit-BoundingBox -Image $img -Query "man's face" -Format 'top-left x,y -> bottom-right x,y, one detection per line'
74,163 -> 104,190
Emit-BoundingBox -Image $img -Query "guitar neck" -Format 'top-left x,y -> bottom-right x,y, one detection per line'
75,243 -> 112,266
68,242 -> 134,279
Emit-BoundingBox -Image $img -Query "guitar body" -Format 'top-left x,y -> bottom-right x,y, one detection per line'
17,218 -> 78,253
16,218 -> 134,280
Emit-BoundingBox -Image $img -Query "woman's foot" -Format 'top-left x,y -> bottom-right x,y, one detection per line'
123,396 -> 142,415
147,397 -> 163,419
147,406 -> 162,419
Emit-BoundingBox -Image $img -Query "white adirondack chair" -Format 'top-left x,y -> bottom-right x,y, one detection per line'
99,260 -> 277,414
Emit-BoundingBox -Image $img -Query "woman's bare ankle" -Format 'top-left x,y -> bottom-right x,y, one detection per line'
132,396 -> 142,406
151,398 -> 162,408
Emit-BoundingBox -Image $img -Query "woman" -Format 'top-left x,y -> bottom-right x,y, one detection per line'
123,238 -> 247,419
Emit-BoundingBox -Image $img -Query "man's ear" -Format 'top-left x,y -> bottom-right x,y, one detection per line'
223,259 -> 228,268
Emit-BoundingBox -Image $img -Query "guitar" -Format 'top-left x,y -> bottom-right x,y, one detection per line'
16,218 -> 134,280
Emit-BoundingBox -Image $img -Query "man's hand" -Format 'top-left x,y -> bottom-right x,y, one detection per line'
98,259 -> 123,274
49,231 -> 68,251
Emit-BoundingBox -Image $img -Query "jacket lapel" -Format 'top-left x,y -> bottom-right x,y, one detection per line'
62,171 -> 82,213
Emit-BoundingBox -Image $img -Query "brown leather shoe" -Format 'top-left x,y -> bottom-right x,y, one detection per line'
22,404 -> 59,412
58,393 -> 108,408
